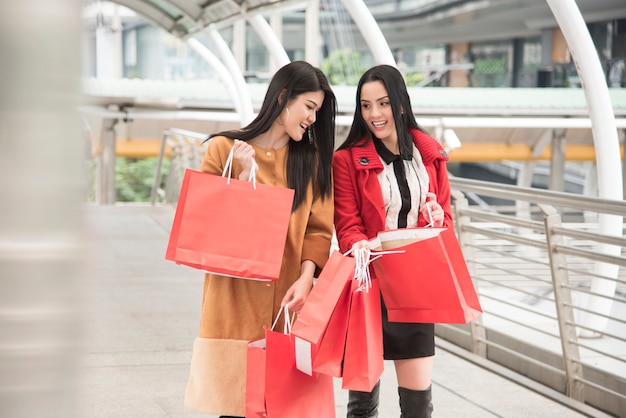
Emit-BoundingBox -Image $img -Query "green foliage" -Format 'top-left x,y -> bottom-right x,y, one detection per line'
320,49 -> 366,85
473,57 -> 507,74
404,71 -> 426,86
115,157 -> 169,202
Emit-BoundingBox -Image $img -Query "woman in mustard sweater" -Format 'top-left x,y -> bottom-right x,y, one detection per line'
184,61 -> 337,417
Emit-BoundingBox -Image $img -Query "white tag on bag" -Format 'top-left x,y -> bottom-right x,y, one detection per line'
294,336 -> 313,376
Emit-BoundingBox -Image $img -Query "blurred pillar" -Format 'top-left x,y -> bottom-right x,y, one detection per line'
0,1 -> 85,417
305,0 -> 321,66
448,42 -> 470,87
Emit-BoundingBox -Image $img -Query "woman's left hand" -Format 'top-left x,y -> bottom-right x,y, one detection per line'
281,260 -> 316,313
420,192 -> 444,227
281,276 -> 314,313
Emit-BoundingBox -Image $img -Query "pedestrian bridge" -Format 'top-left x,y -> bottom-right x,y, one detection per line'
77,172 -> 625,418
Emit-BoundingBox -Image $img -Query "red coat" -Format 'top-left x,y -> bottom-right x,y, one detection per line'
332,129 -> 453,253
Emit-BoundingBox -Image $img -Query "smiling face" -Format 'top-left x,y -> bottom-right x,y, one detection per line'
359,80 -> 397,144
282,90 -> 324,141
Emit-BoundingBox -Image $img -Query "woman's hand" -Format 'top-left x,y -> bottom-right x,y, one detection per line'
281,260 -> 316,313
420,192 -> 444,227
232,139 -> 256,181
351,239 -> 370,252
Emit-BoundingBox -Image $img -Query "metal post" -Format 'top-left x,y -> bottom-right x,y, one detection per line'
150,130 -> 169,205
452,192 -> 486,358
98,117 -> 118,205
549,128 -> 566,192
541,204 -> 584,401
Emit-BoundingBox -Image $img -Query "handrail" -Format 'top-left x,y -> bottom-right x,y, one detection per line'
448,177 -> 626,416
450,176 -> 626,216
150,128 -> 208,205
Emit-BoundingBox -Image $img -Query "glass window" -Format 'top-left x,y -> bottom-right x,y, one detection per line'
469,41 -> 513,87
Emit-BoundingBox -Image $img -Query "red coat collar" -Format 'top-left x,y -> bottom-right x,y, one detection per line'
348,129 -> 448,171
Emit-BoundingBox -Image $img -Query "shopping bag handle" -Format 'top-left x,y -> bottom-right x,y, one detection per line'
271,304 -> 296,334
353,247 -> 372,292
344,247 -> 405,293
222,143 -> 259,189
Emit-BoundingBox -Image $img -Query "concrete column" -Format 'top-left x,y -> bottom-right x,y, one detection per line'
540,28 -> 553,67
305,0 -> 321,66
269,13 -> 284,71
98,117 -> 118,204
448,42 -> 470,87
0,1 -> 85,417
549,129 -> 566,192
232,19 -> 246,73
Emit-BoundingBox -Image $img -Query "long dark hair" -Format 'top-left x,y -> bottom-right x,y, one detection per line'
209,61 -> 336,210
338,64 -> 424,156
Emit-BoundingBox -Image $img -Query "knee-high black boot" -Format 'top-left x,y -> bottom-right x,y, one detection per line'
347,380 -> 380,417
398,386 -> 433,418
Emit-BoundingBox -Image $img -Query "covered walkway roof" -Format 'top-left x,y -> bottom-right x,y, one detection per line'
92,0 -> 626,45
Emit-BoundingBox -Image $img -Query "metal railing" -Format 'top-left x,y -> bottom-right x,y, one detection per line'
446,177 -> 626,417
150,128 -> 208,205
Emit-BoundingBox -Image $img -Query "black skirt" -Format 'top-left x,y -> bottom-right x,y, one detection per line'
381,294 -> 435,360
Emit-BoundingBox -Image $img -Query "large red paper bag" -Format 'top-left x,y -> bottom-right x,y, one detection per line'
311,277 -> 355,377
246,306 -> 336,418
166,168 -> 294,281
292,251 -> 356,345
370,227 -> 482,324
264,330 -> 336,418
341,279 -> 384,392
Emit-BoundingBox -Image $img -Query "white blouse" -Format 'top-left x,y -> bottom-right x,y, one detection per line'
377,144 -> 430,230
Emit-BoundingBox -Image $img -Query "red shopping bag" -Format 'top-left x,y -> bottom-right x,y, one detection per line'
292,251 -> 356,345
311,277 -> 355,377
246,338 -> 267,417
341,279 -> 384,392
165,168 -> 294,281
265,330 -> 336,418
370,227 -> 482,324
246,327 -> 336,417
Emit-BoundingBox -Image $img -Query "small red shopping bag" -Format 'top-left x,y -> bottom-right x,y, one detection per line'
341,279 -> 384,392
292,251 -> 356,345
246,309 -> 336,418
165,167 -> 293,281
370,227 -> 482,324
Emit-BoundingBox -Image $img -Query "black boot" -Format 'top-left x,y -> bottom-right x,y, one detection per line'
347,380 -> 380,417
398,386 -> 433,418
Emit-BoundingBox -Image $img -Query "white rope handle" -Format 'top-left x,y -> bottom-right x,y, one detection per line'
353,247 -> 372,292
221,144 -> 258,189
425,199 -> 434,228
344,247 -> 405,292
270,304 -> 295,334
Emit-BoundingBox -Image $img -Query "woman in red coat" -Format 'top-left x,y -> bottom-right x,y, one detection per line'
333,65 -> 453,418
